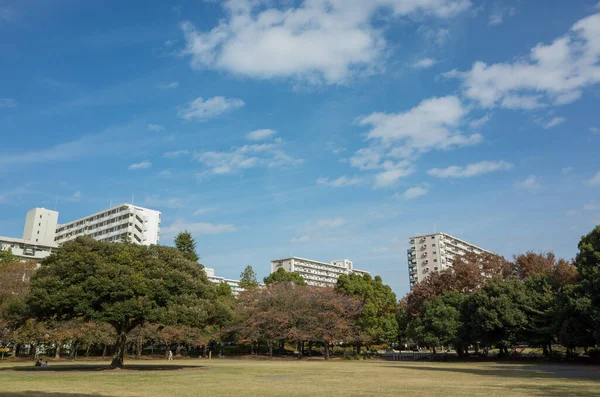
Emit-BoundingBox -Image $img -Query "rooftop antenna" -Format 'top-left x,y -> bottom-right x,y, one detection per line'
109,200 -> 112,209
131,193 -> 134,206
54,195 -> 58,211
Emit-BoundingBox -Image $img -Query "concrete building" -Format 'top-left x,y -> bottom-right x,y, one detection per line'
408,232 -> 492,289
270,257 -> 370,288
0,236 -> 58,263
54,204 -> 161,246
23,208 -> 59,246
204,267 -> 245,296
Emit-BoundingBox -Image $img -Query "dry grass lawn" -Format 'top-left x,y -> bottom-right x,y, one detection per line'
0,358 -> 599,397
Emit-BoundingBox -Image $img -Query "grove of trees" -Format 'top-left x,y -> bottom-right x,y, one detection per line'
1,225 -> 600,367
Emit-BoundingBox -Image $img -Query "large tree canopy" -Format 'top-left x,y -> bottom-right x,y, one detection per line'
26,237 -> 224,368
263,268 -> 307,286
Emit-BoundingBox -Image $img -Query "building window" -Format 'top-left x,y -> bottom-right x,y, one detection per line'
40,215 -> 42,219
37,231 -> 39,235
431,236 -> 435,239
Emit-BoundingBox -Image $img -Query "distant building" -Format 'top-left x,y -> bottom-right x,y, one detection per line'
204,267 -> 245,296
0,236 -> 57,263
270,257 -> 370,288
408,232 -> 492,290
54,204 -> 161,246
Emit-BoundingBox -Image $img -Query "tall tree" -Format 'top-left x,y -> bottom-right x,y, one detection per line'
336,274 -> 398,352
26,237 -> 221,369
174,230 -> 200,263
239,265 -> 259,290
574,225 -> 600,344
263,268 -> 307,286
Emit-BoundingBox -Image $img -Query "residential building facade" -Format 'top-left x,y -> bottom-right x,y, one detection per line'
204,267 -> 245,296
54,204 -> 161,246
23,208 -> 59,246
408,232 -> 492,289
270,257 -> 370,288
0,236 -> 57,263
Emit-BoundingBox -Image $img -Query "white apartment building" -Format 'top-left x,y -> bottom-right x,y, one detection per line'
54,204 -> 161,246
270,257 -> 370,288
23,208 -> 59,246
0,236 -> 58,263
408,232 -> 491,289
204,267 -> 245,296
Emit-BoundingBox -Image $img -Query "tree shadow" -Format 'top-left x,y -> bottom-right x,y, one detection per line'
0,364 -> 206,372
381,363 -> 600,382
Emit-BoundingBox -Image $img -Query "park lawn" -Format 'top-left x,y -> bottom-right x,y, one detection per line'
0,358 -> 599,397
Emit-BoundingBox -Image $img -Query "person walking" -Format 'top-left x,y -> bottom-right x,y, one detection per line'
168,350 -> 173,361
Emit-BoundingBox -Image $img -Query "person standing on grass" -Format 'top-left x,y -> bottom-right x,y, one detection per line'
168,350 -> 173,361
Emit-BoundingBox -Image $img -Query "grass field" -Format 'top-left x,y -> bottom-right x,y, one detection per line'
1,358 -> 599,397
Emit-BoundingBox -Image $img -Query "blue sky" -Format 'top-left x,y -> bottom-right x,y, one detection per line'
1,0 -> 600,297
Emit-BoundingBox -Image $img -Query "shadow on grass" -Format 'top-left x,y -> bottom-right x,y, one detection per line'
382,363 -> 600,382
0,364 -> 205,372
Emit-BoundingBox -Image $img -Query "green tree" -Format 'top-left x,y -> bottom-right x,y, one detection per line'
26,237 -> 221,369
336,273 -> 398,352
239,265 -> 259,290
174,230 -> 200,263
0,249 -> 17,263
263,268 -> 307,286
573,225 -> 600,345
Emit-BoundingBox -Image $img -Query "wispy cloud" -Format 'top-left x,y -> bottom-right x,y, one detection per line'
195,140 -> 301,176
128,161 -> 152,170
159,81 -> 179,89
397,186 -> 429,199
246,129 -> 277,141
162,219 -> 237,238
587,171 -> 600,185
317,176 -> 363,188
178,96 -> 245,121
544,117 -> 567,129
469,114 -> 491,129
148,123 -> 165,132
0,98 -> 16,108
515,175 -> 541,191
429,160 -> 513,178
488,5 -> 516,26
193,208 -> 213,216
291,217 -> 347,243
164,150 -> 190,159
413,58 -> 438,69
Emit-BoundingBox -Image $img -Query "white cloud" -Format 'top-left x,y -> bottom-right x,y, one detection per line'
583,202 -> 598,211
246,129 -> 277,141
59,191 -> 83,203
561,166 -> 574,175
0,98 -> 16,108
317,176 -> 363,188
181,0 -> 471,84
193,208 -> 213,216
128,160 -> 152,170
373,162 -> 415,188
515,175 -> 541,191
357,96 -> 480,156
544,117 -> 567,129
413,58 -> 438,69
162,219 -> 237,237
398,186 -> 429,199
446,11 -> 600,108
195,140 -> 301,176
157,170 -> 174,178
159,81 -> 179,89
178,96 -> 245,121
587,171 -> 600,185
488,6 -> 516,26
469,114 -> 491,129
144,195 -> 185,209
148,123 -> 165,132
428,160 -> 513,178
418,26 -> 450,46
291,216 -> 347,243
590,127 -> 599,133
164,150 -> 190,159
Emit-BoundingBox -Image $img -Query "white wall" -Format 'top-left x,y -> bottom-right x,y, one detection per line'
23,208 -> 58,246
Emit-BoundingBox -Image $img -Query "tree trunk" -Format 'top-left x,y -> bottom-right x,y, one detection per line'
268,341 -> 273,358
102,344 -> 107,358
30,343 -> 37,359
356,342 -> 362,355
301,341 -> 305,357
136,336 -> 143,359
203,344 -> 208,358
85,345 -> 91,357
279,340 -> 284,356
55,341 -> 62,359
432,346 -> 437,354
324,343 -> 330,360
175,343 -> 181,357
109,331 -> 127,369
308,341 -> 313,357
165,346 -> 170,359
